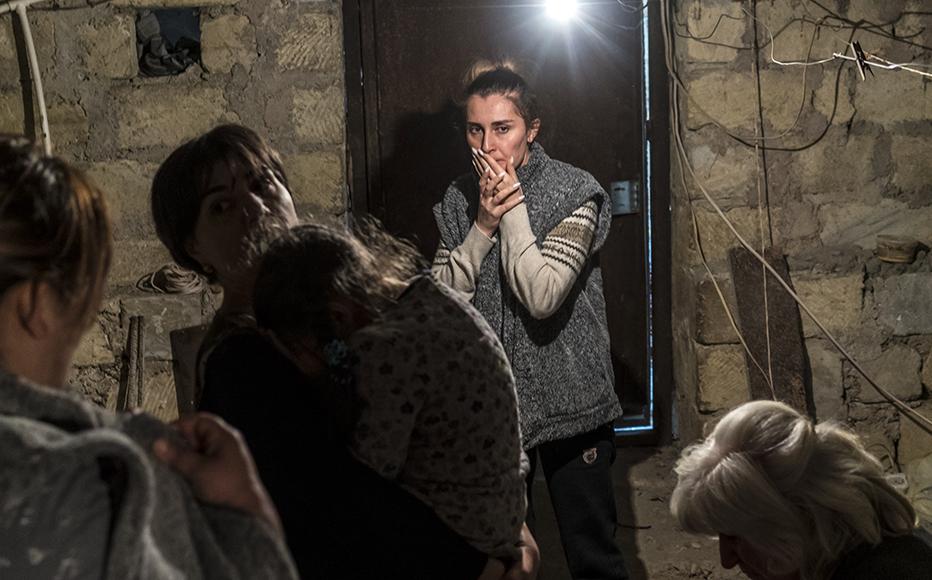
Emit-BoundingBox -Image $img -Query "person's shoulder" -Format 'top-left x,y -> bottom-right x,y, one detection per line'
0,412 -> 156,500
449,172 -> 474,192
544,157 -> 601,189
206,326 -> 287,372
405,275 -> 474,319
0,422 -> 112,579
437,173 -> 474,207
833,534 -> 932,579
420,275 -> 504,345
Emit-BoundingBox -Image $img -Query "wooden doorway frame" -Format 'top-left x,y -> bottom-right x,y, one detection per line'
342,0 -> 673,444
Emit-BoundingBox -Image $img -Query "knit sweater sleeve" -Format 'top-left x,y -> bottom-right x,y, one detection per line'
498,198 -> 599,319
430,223 -> 496,300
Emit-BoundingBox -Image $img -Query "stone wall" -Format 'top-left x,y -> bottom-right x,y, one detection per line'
1,0 -> 347,419
671,0 -> 932,469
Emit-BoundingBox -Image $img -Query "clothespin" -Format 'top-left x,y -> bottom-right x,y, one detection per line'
851,41 -> 874,81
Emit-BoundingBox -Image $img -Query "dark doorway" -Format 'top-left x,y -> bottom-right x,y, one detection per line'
344,0 -> 671,442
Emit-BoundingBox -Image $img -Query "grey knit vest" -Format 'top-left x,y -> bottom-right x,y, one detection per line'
434,143 -> 622,448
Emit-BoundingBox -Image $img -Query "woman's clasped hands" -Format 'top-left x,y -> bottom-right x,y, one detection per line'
472,148 -> 525,238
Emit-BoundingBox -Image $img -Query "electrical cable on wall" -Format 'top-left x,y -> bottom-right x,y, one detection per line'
1,0 -> 53,154
670,0 -> 930,151
659,0 -> 932,436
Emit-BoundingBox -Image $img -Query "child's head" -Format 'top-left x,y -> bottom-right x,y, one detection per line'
253,222 -> 423,365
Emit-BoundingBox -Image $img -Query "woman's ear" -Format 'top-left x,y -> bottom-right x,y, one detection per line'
10,280 -> 54,339
528,118 -> 541,143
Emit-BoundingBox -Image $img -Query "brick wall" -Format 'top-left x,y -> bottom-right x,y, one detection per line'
1,0 -> 347,419
671,0 -> 932,468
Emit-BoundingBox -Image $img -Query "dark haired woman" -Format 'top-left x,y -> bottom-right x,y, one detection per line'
151,124 -> 533,579
433,61 -> 628,579
0,135 -> 296,578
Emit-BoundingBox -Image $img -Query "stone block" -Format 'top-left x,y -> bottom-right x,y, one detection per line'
899,403 -> 932,464
890,135 -> 932,196
696,276 -> 739,345
755,3 -> 849,65
290,86 -> 344,145
794,131 -> 885,202
77,15 -> 137,79
0,18 -> 19,87
86,160 -> 159,240
697,344 -> 750,413
114,86 -> 232,150
685,69 -> 808,133
812,71 -> 855,124
923,350 -> 932,390
806,339 -> 844,421
818,200 -> 932,249
792,273 -> 863,339
47,99 -> 89,148
847,0 -> 910,24
0,90 -> 26,134
874,273 -> 932,336
108,240 -> 173,289
690,205 -> 763,270
686,144 -> 757,206
678,0 -> 744,64
852,76 -> 931,125
772,201 -> 820,248
276,12 -> 341,72
201,14 -> 257,73
120,294 -> 204,360
283,150 -> 345,216
853,344 -> 922,403
0,94 -> 84,151
73,320 -> 115,367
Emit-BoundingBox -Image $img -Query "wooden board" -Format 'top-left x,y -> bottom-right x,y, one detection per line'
728,246 -> 813,416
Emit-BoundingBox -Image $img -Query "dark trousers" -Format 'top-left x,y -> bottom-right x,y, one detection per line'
526,423 -> 629,580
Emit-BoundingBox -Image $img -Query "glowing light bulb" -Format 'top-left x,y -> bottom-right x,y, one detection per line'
545,0 -> 578,21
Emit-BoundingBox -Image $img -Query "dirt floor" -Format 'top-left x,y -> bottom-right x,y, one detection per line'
530,446 -> 744,580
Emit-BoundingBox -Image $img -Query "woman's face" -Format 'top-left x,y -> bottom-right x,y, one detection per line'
465,93 -> 539,170
719,534 -> 799,580
186,161 -> 298,292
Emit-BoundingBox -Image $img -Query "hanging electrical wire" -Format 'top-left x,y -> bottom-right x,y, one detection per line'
669,0 -> 930,151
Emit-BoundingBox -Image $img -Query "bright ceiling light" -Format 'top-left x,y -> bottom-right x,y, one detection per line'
545,0 -> 578,21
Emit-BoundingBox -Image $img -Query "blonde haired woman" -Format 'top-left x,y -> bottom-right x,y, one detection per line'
671,400 -> 932,579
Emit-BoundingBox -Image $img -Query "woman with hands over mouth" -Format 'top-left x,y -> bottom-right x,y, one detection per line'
433,60 -> 628,579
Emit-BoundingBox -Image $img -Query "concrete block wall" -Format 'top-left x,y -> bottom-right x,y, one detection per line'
672,0 -> 932,470
1,0 -> 348,419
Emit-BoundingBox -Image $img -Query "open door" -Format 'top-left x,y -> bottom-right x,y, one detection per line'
343,0 -> 671,442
